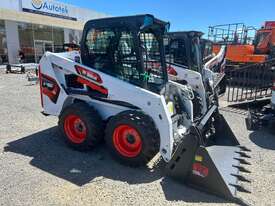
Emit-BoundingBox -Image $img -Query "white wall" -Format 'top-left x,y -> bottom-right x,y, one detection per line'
5,20 -> 20,64
72,7 -> 108,22
1,0 -> 107,63
64,28 -> 70,43
1,0 -> 108,23
19,0 -> 108,23
64,28 -> 82,44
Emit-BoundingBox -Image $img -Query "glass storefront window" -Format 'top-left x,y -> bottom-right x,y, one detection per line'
0,20 -> 8,64
0,20 -> 82,64
68,29 -> 81,44
33,24 -> 53,42
53,27 -> 64,53
18,23 -> 65,63
18,22 -> 35,63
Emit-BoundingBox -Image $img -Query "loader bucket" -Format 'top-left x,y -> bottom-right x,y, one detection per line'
166,117 -> 251,205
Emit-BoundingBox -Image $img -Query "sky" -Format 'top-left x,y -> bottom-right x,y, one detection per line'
59,0 -> 275,34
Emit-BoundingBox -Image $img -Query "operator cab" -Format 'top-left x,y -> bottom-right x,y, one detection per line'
81,14 -> 170,93
200,39 -> 214,62
165,31 -> 203,73
254,29 -> 272,54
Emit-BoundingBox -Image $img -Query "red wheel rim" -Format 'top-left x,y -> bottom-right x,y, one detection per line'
113,125 -> 142,158
64,114 -> 87,144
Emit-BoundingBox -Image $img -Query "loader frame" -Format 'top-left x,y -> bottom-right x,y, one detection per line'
39,15 -> 194,162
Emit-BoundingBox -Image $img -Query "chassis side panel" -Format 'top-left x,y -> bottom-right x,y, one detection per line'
39,52 -> 174,161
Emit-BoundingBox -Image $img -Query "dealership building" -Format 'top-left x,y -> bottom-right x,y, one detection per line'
0,0 -> 107,63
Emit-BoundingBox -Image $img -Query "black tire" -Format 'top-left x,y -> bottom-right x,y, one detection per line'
6,65 -> 11,74
58,102 -> 104,151
104,110 -> 160,167
21,66 -> 25,74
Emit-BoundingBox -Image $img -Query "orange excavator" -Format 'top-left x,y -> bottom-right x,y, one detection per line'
209,21 -> 275,66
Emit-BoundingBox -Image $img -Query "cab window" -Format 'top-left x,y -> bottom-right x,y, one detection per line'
84,28 -> 142,86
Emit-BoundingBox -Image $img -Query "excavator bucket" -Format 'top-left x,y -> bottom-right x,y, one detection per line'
166,113 -> 251,205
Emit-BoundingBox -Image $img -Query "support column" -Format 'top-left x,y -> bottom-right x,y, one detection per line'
5,20 -> 20,64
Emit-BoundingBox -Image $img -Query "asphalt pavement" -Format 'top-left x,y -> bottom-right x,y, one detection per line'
0,72 -> 275,206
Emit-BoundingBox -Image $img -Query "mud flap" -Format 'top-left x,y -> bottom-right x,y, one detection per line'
166,125 -> 251,205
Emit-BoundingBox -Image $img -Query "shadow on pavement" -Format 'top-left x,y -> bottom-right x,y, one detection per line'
249,128 -> 275,150
160,178 -> 226,204
4,127 -> 162,186
4,127 -> 225,204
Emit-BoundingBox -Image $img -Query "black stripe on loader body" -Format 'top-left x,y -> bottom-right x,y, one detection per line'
66,88 -> 140,110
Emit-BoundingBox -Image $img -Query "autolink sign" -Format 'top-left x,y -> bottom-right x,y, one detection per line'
31,0 -> 69,14
22,0 -> 77,21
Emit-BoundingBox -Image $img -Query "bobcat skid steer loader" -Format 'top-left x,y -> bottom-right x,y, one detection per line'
39,15 -> 251,205
165,31 -> 251,204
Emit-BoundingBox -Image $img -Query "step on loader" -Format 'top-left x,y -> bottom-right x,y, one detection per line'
38,15 -> 251,205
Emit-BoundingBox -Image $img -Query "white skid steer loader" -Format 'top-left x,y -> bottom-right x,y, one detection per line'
164,31 -> 251,204
38,15 -> 251,205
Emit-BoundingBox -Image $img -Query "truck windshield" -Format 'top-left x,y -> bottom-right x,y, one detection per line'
254,32 -> 270,47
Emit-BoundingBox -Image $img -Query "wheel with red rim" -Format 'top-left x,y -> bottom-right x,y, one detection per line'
64,114 -> 87,144
58,102 -> 103,150
113,125 -> 142,158
105,110 -> 160,167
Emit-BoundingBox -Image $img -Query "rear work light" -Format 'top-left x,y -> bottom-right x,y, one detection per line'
167,65 -> 177,76
75,65 -> 102,84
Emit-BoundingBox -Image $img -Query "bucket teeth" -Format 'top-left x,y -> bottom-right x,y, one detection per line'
229,183 -> 251,193
231,173 -> 251,183
234,157 -> 251,165
233,165 -> 251,173
238,146 -> 251,152
236,151 -> 251,158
